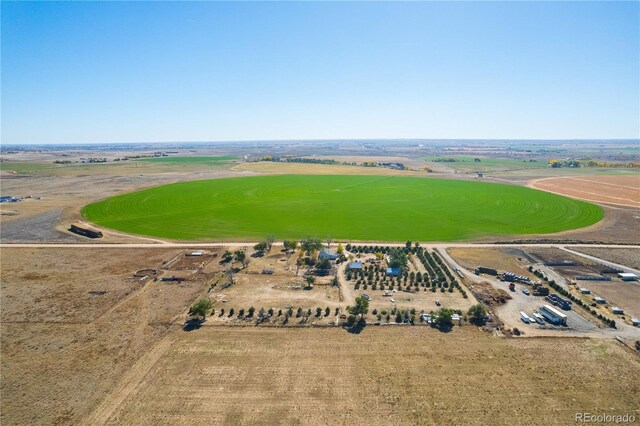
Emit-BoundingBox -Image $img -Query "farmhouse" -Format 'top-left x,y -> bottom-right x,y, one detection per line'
386,267 -> 401,277
0,195 -> 21,203
618,273 -> 638,281
319,249 -> 338,260
347,262 -> 363,271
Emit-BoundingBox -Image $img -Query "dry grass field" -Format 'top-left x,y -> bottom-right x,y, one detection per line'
530,175 -> 640,208
105,327 -> 640,425
232,161 -> 427,176
569,247 -> 640,270
447,247 -> 537,279
0,247 -> 213,425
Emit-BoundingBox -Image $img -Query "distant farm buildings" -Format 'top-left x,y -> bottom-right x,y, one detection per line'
0,195 -> 22,203
347,262 -> 363,271
319,249 -> 338,260
386,267 -> 401,277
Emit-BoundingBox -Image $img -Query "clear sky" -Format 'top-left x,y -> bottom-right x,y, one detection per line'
1,1 -> 639,144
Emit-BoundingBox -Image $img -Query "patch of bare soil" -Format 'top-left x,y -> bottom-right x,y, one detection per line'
106,327 -> 640,425
530,175 -> 640,208
0,247 -> 211,425
448,247 -> 537,279
569,247 -> 640,270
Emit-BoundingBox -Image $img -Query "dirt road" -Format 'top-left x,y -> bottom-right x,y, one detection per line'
2,242 -> 639,249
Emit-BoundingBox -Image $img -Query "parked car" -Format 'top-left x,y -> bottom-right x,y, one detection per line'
435,300 -> 441,306
522,289 -> 530,295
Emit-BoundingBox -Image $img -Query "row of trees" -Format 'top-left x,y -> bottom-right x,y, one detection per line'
222,249 -> 248,268
530,268 -> 616,328
344,247 -> 467,298
189,299 -> 342,321
548,159 -> 640,168
546,278 -> 617,329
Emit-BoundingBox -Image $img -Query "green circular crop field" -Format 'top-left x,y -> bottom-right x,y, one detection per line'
82,175 -> 604,241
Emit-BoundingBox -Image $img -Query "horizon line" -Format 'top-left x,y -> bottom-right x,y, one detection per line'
3,137 -> 639,147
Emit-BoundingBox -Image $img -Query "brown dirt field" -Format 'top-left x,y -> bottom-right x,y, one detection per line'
233,161 -> 428,177
0,247 -> 212,425
202,249 -> 343,326
568,247 -> 640,270
105,327 -> 640,425
524,248 -> 597,266
3,247 -> 640,425
575,280 -> 640,321
447,247 -> 537,280
530,175 -> 640,208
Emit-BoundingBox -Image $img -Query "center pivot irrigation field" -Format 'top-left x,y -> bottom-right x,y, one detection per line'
82,175 -> 603,241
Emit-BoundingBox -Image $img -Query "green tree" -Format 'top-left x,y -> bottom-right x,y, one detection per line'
346,315 -> 356,326
301,238 -> 323,255
434,308 -> 454,330
316,307 -> 322,317
223,250 -> 233,262
266,234 -> 276,249
234,250 -> 247,268
388,248 -> 408,272
467,304 -> 487,325
349,296 -> 369,320
283,240 -> 298,251
325,307 -> 331,316
306,276 -> 316,286
316,258 -> 332,272
190,298 -> 212,319
253,241 -> 268,253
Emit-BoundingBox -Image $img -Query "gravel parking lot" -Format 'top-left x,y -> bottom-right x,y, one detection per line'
494,281 -> 600,336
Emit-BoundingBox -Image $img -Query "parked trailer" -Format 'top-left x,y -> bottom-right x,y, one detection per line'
539,305 -> 567,325
520,311 -> 531,324
532,312 -> 545,325
475,266 -> 497,276
69,224 -> 103,239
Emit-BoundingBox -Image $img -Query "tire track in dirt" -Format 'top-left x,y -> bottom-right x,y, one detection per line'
80,334 -> 174,426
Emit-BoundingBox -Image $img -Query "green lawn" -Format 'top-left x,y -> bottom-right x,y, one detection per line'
82,175 -> 604,241
136,156 -> 237,165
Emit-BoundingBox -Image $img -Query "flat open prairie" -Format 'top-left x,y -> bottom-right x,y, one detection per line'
103,327 -> 640,425
82,175 -> 603,241
530,175 -> 640,207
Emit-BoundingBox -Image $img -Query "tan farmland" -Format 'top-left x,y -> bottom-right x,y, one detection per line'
104,327 -> 639,425
530,175 -> 640,207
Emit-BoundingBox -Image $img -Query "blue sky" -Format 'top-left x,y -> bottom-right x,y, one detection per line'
2,1 -> 639,144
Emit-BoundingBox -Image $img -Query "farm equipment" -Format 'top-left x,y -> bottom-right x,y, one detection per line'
532,283 -> 549,296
